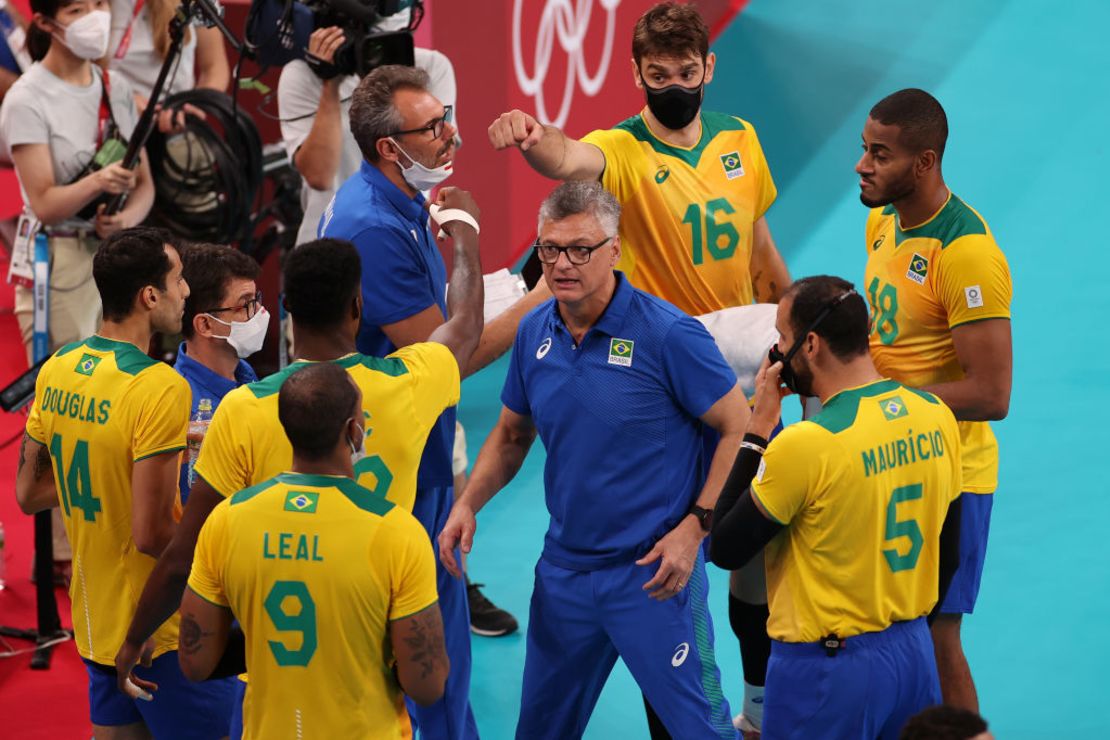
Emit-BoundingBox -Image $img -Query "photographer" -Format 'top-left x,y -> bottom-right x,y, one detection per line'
277,6 -> 457,245
0,0 -> 153,357
107,0 -> 230,133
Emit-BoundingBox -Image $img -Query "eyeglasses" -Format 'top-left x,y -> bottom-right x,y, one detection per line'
388,105 -> 454,139
205,290 -> 263,319
533,237 -> 614,266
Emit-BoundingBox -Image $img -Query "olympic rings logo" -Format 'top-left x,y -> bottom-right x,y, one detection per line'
512,0 -> 623,129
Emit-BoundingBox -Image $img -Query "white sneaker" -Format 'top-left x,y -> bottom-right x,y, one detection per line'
732,713 -> 760,739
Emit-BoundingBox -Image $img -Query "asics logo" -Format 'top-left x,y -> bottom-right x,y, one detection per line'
512,0 -> 623,128
655,165 -> 670,184
536,337 -> 553,359
671,642 -> 690,667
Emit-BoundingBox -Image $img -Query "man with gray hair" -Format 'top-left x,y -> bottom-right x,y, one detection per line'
320,64 -> 537,739
439,180 -> 748,738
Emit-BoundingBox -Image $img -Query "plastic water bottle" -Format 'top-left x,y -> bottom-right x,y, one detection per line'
0,520 -> 7,591
187,399 -> 213,487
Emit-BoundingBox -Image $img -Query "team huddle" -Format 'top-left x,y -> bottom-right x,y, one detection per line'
12,3 -> 1011,740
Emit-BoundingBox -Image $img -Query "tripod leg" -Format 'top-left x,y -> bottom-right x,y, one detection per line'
30,509 -> 64,670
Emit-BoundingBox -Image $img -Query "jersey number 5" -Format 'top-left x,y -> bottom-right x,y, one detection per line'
683,198 -> 739,265
49,434 -> 102,522
264,580 -> 318,667
883,483 -> 923,572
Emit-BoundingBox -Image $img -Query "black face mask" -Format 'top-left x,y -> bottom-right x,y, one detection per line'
767,290 -> 859,395
768,340 -> 809,396
643,80 -> 703,130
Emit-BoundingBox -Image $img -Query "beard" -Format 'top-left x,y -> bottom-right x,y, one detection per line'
859,169 -> 917,208
791,353 -> 817,398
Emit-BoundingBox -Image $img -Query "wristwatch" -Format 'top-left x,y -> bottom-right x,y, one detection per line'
689,504 -> 713,533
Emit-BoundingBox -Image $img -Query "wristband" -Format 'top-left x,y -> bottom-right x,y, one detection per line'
428,204 -> 480,237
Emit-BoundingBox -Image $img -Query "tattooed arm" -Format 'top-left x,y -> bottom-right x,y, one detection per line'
750,216 -> 790,304
390,602 -> 449,705
15,433 -> 58,514
177,586 -> 233,681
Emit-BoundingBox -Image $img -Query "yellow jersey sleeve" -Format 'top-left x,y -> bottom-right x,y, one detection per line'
187,499 -> 231,607
384,510 -> 438,621
25,358 -> 50,444
743,122 -> 777,220
582,127 -> 643,203
129,369 -> 191,462
391,342 -> 461,429
194,389 -> 251,498
751,423 -> 824,525
935,234 -> 1012,329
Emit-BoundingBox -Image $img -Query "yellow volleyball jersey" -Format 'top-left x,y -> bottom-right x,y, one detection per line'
25,336 -> 189,664
864,193 -> 1012,493
188,473 -> 438,740
583,110 -> 777,315
194,343 -> 459,513
751,379 -> 962,643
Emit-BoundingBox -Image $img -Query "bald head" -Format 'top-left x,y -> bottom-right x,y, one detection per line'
278,363 -> 361,461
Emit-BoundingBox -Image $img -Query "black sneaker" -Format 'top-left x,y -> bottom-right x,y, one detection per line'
467,579 -> 519,637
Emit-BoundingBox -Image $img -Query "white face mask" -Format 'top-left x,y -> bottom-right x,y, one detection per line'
389,138 -> 453,191
53,10 -> 111,61
348,423 -> 366,466
206,306 -> 269,359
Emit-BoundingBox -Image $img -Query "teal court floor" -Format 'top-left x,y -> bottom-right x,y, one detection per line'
456,1 -> 1109,737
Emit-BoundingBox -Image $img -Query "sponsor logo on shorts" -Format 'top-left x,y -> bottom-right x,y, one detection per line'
608,338 -> 634,367
284,490 -> 319,513
671,642 -> 690,667
756,458 -> 766,482
964,285 -> 984,309
906,253 -> 929,285
536,337 -> 553,359
879,396 -> 908,421
655,165 -> 671,184
74,353 -> 102,377
720,151 -> 745,179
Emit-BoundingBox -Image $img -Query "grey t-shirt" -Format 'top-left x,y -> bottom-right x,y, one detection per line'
108,0 -> 198,100
0,63 -> 139,229
277,60 -> 361,246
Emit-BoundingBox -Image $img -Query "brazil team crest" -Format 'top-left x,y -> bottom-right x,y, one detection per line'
720,151 -> 745,179
608,338 -> 634,367
879,396 -> 909,421
75,353 -> 102,376
284,491 -> 320,513
906,253 -> 929,285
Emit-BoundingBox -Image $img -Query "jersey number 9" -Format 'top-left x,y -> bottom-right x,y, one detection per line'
264,580 -> 318,667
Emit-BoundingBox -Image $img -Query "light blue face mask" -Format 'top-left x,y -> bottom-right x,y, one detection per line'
389,138 -> 454,191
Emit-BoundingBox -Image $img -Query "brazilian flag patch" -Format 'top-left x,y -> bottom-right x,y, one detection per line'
720,151 -> 745,180
879,396 -> 909,421
74,353 -> 102,377
608,338 -> 634,367
906,253 -> 929,285
283,490 -> 319,514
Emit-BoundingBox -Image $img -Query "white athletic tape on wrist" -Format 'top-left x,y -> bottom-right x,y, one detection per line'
428,204 -> 480,238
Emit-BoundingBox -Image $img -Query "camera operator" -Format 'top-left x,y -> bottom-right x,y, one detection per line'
107,0 -> 230,133
1,0 -> 153,358
277,9 -> 457,245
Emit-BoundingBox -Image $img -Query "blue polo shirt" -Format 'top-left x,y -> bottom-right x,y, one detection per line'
173,342 -> 257,503
501,273 -> 738,571
319,160 -> 455,488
